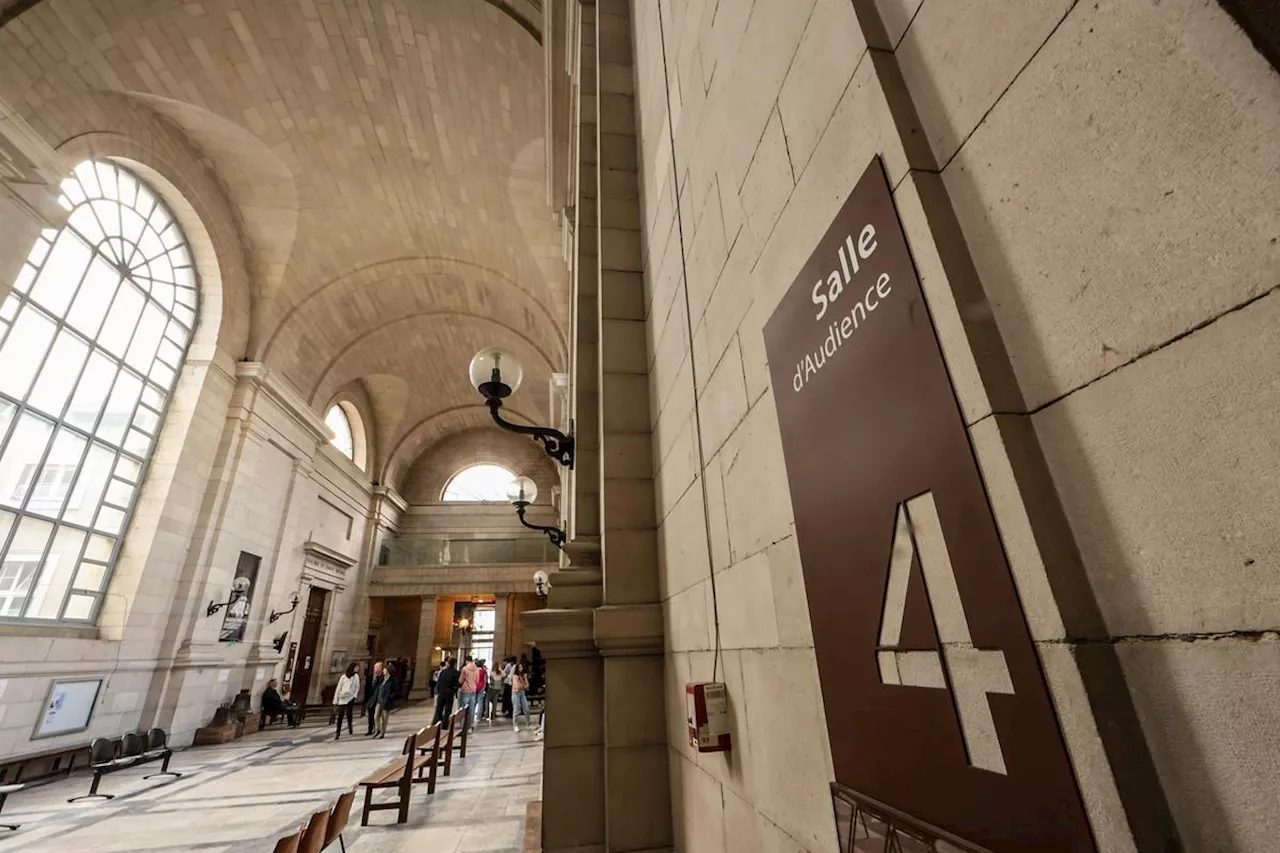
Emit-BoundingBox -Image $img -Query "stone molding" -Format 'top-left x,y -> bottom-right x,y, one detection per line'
300,539 -> 356,593
234,361 -> 330,448
0,95 -> 68,229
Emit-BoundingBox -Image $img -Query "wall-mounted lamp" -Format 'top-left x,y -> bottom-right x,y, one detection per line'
206,576 -> 251,617
534,569 -> 551,601
268,592 -> 300,623
507,476 -> 566,549
470,348 -> 574,467
272,632 -> 288,653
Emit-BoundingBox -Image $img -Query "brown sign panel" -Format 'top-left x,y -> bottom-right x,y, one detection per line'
764,159 -> 1096,852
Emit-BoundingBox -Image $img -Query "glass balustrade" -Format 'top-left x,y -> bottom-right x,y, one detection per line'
377,537 -> 558,567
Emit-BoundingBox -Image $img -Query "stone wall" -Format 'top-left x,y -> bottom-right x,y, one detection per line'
632,1 -> 1280,851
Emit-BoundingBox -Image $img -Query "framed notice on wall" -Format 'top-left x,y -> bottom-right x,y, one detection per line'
32,677 -> 103,739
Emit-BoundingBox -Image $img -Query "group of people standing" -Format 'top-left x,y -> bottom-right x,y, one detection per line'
430,655 -> 539,735
332,659 -> 402,739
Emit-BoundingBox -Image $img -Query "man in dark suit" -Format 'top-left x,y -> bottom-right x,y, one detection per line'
432,658 -> 460,726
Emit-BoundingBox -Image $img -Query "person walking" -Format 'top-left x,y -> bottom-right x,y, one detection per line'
431,660 -> 446,698
511,663 -> 532,733
333,662 -> 360,739
432,658 -> 460,727
374,659 -> 397,738
364,661 -> 384,736
501,657 -> 515,717
457,655 -> 480,730
475,659 -> 488,724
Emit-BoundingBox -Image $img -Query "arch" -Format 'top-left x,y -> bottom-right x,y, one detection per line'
0,159 -> 201,623
382,402 -> 541,488
441,463 -> 519,502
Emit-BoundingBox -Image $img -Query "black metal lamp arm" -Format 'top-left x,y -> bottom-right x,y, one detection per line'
487,398 -> 574,468
206,597 -> 232,618
269,595 -> 300,624
514,502 -> 567,549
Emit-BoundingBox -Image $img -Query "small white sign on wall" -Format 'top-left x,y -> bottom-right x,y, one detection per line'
0,679 -> 8,701
217,669 -> 230,683
255,668 -> 267,681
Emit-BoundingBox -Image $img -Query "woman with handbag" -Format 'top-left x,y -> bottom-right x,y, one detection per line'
333,662 -> 360,739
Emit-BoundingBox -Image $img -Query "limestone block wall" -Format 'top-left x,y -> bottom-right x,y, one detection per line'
632,0 -> 1279,851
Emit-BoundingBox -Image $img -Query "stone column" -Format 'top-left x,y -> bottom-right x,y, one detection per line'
411,594 -> 438,699
493,593 -> 511,664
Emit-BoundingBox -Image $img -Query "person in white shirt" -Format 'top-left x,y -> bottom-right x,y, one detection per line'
333,662 -> 361,740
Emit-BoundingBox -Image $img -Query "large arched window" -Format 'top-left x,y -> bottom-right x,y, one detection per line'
324,401 -> 366,471
0,160 -> 198,623
442,464 -> 517,502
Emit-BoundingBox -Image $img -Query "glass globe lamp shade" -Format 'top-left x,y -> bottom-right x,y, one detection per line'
507,476 -> 538,505
469,348 -> 523,399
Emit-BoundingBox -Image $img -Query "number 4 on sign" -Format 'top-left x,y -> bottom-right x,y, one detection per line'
876,492 -> 1016,774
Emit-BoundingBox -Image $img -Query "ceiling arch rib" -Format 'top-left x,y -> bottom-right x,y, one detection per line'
382,403 -> 544,489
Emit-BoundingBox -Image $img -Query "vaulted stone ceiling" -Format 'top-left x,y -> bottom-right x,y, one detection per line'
0,0 -> 567,486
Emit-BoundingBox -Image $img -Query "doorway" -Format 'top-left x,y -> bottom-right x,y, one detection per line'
290,587 -> 328,704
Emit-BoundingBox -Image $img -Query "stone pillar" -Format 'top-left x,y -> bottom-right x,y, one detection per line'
494,593 -> 511,664
0,97 -> 68,296
411,594 -> 438,699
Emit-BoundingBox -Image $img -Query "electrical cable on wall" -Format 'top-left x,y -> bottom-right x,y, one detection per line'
656,6 -> 723,684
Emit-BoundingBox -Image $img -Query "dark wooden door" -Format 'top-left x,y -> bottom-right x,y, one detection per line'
290,587 -> 328,704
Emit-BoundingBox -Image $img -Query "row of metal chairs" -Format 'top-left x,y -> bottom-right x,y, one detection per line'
273,788 -> 354,853
69,728 -> 180,802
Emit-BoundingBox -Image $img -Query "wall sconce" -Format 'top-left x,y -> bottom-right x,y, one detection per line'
272,632 -> 288,653
269,592 -> 300,623
470,348 -> 574,467
534,569 -> 551,601
507,476 -> 566,549
206,576 -> 251,617
454,616 -> 472,631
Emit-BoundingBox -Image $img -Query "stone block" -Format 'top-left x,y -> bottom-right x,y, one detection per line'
671,750 -> 727,853
603,529 -> 661,606
1033,289 -> 1280,636
602,477 -> 658,531
654,413 -> 697,524
601,317 -> 649,374
543,744 -> 606,850
715,549 -> 780,651
663,579 -> 712,653
778,0 -> 868,173
737,647 -> 835,852
1118,636 -> 1280,853
897,0 -> 1072,165
606,743 -> 673,850
720,396 -> 795,562
702,447 -> 732,576
696,337 -> 749,457
658,484 -> 712,600
605,655 -> 667,747
763,533 -> 813,649
603,432 -> 654,481
943,0 -> 1280,407
601,372 -> 651,434
738,109 -> 796,250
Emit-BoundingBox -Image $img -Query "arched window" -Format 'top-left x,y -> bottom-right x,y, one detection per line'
324,401 -> 366,471
326,405 -> 354,459
0,160 -> 198,623
442,464 -> 517,502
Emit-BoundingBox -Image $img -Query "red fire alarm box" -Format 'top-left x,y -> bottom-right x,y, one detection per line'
686,682 -> 731,753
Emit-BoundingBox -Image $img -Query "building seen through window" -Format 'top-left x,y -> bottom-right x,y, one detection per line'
0,159 -> 198,623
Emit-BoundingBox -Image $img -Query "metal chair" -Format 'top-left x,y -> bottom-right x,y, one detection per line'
68,738 -> 136,802
0,783 -> 24,831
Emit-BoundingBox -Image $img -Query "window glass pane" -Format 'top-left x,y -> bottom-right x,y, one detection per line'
1,294 -> 17,322
0,305 -> 56,401
68,204 -> 106,245
63,593 -> 96,621
326,406 -> 354,459
63,442 -> 113,527
149,361 -> 175,387
65,255 -> 120,339
98,281 -> 145,358
6,515 -> 54,616
103,477 -> 134,508
11,264 -> 37,296
116,169 -> 138,210
113,455 -> 140,484
0,399 -> 14,442
66,352 -> 117,432
94,505 -> 125,535
95,162 -> 118,200
26,526 -> 84,619
0,511 -> 13,550
0,414 -> 55,511
133,406 -> 160,436
443,465 -> 518,502
28,331 -> 90,418
73,561 -> 107,592
123,428 -> 150,457
25,237 -> 51,268
83,534 -> 115,562
156,338 -> 182,369
141,384 -> 163,410
29,229 -> 92,318
125,302 -> 166,372
97,370 -> 143,447
30,429 -> 86,516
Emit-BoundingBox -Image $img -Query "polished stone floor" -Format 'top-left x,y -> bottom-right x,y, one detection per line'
0,702 -> 542,853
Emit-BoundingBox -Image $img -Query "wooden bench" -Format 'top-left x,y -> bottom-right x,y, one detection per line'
357,730 -> 419,825
0,741 -> 93,784
409,724 -> 441,795
442,707 -> 468,777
